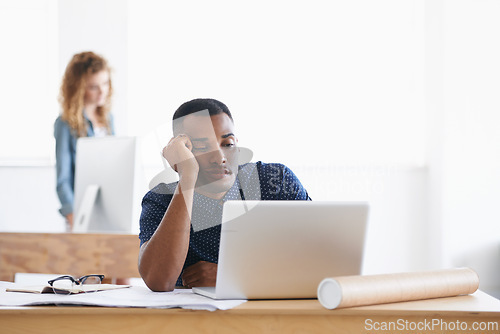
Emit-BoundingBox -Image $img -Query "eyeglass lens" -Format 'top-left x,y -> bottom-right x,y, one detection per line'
51,275 -> 103,295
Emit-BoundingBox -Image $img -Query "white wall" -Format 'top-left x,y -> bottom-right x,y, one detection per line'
126,0 -> 426,167
0,0 -> 58,162
439,0 -> 500,297
0,166 -> 64,232
58,0 -> 129,137
421,0 -> 500,298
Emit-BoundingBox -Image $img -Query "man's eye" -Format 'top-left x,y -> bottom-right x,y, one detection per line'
223,143 -> 235,148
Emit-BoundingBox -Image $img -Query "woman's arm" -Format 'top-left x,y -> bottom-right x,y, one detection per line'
54,117 -> 76,222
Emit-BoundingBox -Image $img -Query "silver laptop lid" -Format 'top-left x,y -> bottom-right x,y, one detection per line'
214,201 -> 369,299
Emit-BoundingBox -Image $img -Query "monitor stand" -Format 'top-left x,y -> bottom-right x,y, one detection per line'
73,185 -> 100,233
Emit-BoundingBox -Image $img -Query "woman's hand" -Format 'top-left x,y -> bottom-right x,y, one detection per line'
65,213 -> 74,232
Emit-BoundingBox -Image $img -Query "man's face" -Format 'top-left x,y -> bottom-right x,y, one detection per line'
180,113 -> 239,195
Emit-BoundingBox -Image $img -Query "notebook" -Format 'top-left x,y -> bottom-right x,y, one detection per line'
192,200 -> 369,300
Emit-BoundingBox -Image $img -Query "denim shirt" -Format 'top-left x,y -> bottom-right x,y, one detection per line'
54,114 -> 114,216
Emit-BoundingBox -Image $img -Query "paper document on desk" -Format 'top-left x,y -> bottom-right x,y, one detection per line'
0,282 -> 246,311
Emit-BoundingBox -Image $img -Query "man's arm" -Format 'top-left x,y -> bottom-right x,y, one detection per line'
138,135 -> 198,292
138,178 -> 195,291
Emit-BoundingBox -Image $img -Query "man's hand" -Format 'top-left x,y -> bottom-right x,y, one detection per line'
181,261 -> 217,288
163,134 -> 199,178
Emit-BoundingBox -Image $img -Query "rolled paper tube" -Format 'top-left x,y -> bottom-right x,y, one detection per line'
317,267 -> 479,309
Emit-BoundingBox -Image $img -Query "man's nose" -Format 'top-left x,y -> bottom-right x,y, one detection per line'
210,148 -> 226,164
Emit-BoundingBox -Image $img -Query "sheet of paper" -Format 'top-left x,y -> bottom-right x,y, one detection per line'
0,282 -> 246,311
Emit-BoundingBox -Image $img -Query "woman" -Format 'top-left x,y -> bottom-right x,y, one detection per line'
54,51 -> 114,230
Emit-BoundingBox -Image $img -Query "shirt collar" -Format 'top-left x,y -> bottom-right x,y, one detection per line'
193,176 -> 242,204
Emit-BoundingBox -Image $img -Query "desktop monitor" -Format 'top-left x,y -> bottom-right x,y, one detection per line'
73,136 -> 146,233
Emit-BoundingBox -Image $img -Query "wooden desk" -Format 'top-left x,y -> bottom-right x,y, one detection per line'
1,291 -> 499,334
0,232 -> 140,282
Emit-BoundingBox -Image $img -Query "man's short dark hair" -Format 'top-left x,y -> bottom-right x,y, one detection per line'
172,98 -> 233,132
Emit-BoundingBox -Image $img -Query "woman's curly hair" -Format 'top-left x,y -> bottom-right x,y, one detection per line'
59,51 -> 113,137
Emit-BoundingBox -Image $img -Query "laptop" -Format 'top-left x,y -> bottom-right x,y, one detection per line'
192,200 -> 369,300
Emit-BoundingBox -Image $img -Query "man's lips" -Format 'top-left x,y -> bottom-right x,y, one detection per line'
205,168 -> 232,179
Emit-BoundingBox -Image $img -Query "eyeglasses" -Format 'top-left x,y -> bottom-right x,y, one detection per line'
47,274 -> 105,295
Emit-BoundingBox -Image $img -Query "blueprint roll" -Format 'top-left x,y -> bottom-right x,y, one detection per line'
317,267 -> 479,309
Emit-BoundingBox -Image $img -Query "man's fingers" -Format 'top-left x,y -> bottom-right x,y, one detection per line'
181,270 -> 195,283
181,261 -> 217,288
181,261 -> 204,279
181,262 -> 200,284
162,134 -> 198,175
181,270 -> 201,288
182,276 -> 202,288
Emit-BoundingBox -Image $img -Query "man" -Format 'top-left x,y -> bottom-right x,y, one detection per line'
138,98 -> 310,292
